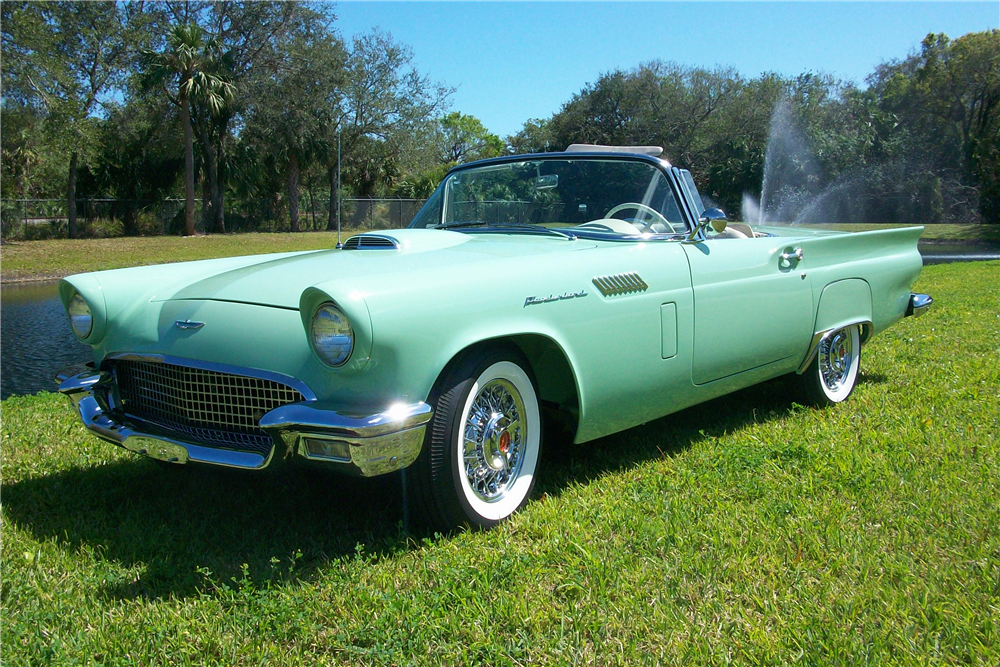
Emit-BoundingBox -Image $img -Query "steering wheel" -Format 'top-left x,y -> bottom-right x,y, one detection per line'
605,202 -> 675,233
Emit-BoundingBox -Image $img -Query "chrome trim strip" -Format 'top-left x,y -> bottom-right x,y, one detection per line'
259,401 -> 432,477
796,319 -> 872,375
104,353 -> 317,402
906,293 -> 933,318
258,401 -> 432,438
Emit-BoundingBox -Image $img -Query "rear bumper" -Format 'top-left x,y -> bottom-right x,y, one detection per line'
906,293 -> 933,318
56,368 -> 431,476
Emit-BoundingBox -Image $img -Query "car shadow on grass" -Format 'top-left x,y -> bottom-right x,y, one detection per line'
537,373 -> 808,495
3,457 -> 414,601
4,375 -> 810,602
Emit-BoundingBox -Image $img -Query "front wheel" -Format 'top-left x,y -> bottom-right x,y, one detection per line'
794,324 -> 862,406
410,347 -> 541,531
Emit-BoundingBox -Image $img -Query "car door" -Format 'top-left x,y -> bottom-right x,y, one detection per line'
669,168 -> 814,385
681,237 -> 814,385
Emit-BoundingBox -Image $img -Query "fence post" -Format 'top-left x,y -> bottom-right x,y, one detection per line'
23,199 -> 28,239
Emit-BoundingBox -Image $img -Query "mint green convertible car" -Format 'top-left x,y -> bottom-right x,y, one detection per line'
57,146 -> 932,530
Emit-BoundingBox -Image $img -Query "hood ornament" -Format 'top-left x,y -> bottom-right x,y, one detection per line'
175,319 -> 205,330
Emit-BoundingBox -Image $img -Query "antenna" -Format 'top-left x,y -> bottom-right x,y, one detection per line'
336,129 -> 343,249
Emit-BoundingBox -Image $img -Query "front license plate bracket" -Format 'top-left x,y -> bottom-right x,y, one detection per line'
123,435 -> 190,464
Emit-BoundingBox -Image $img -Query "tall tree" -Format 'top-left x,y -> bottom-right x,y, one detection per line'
870,30 -> 1000,222
142,23 -> 232,236
242,31 -> 345,231
317,30 -> 451,227
1,1 -> 143,237
437,112 -> 503,164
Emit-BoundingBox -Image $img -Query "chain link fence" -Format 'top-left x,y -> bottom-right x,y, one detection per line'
0,197 -> 427,240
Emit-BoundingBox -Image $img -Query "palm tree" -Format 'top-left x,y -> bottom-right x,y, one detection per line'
142,24 -> 232,236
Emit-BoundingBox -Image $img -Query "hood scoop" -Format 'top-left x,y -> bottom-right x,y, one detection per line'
342,234 -> 400,250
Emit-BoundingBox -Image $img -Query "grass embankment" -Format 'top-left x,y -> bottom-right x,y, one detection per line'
2,261 -> 999,665
3,224 -> 999,284
0,231 -> 348,284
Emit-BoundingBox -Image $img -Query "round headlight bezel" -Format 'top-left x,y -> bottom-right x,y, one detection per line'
310,302 -> 354,367
68,291 -> 94,339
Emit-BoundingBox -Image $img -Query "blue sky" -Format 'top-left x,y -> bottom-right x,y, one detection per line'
334,1 -> 999,137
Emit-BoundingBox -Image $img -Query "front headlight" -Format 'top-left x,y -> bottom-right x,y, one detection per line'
310,303 -> 354,366
67,291 -> 93,339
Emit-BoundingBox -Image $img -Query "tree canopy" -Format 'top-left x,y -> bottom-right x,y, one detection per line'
1,3 -> 996,237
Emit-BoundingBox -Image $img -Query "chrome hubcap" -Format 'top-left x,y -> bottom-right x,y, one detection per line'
463,378 -> 525,502
819,328 -> 854,392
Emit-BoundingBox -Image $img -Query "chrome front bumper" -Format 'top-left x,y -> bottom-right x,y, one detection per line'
906,293 -> 933,318
56,368 -> 431,476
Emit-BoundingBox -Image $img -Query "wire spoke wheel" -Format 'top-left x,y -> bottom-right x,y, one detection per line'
462,378 -> 526,503
819,328 -> 855,393
410,347 -> 541,531
795,324 -> 862,406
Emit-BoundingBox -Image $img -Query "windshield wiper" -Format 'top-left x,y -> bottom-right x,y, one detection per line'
434,220 -> 576,240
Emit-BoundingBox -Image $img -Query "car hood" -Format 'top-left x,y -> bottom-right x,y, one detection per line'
158,229 -> 598,309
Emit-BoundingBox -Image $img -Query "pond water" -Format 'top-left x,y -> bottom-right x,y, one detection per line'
2,244 -> 997,399
1,281 -> 92,399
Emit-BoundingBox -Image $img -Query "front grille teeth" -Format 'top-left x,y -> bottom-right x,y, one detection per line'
592,272 -> 648,297
114,360 -> 304,455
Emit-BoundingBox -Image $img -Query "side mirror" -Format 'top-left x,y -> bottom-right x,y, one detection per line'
686,207 -> 727,242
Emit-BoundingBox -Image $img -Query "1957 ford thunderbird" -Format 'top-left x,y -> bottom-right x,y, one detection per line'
57,145 -> 933,530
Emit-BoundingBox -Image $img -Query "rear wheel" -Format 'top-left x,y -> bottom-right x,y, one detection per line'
410,346 -> 541,531
795,324 -> 861,406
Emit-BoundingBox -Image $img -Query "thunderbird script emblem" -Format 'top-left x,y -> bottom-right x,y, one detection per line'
523,290 -> 587,307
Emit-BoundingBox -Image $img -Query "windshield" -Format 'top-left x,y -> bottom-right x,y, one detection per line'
408,158 -> 689,236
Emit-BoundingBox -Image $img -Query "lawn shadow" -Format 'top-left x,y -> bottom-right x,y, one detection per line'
857,370 -> 888,385
538,374 -> 806,494
4,375 -> 807,601
2,457 -> 413,601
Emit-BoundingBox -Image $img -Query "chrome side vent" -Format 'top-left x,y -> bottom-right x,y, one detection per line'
592,272 -> 649,297
342,234 -> 399,250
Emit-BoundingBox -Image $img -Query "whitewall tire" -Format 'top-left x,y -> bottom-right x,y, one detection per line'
410,346 -> 541,531
796,324 -> 862,406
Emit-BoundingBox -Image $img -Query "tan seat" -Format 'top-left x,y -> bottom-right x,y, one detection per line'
713,222 -> 755,239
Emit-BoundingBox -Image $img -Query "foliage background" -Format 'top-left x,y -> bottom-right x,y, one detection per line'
2,2 -> 997,238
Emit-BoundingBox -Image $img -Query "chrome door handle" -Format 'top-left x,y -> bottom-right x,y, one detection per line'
780,248 -> 804,263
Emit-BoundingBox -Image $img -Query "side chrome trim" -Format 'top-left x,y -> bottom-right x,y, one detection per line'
906,293 -> 933,318
104,352 -> 318,402
796,319 -> 872,375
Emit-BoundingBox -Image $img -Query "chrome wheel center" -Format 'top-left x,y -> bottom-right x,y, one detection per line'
463,378 -> 525,501
819,329 -> 853,391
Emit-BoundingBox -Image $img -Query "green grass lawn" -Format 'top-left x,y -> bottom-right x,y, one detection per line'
2,261 -> 998,665
3,224 -> 998,284
0,232 -> 348,283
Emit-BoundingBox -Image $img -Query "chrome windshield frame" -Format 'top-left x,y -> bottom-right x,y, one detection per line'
411,152 -> 698,238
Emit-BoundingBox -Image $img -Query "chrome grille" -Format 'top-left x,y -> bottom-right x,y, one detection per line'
114,360 -> 305,455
